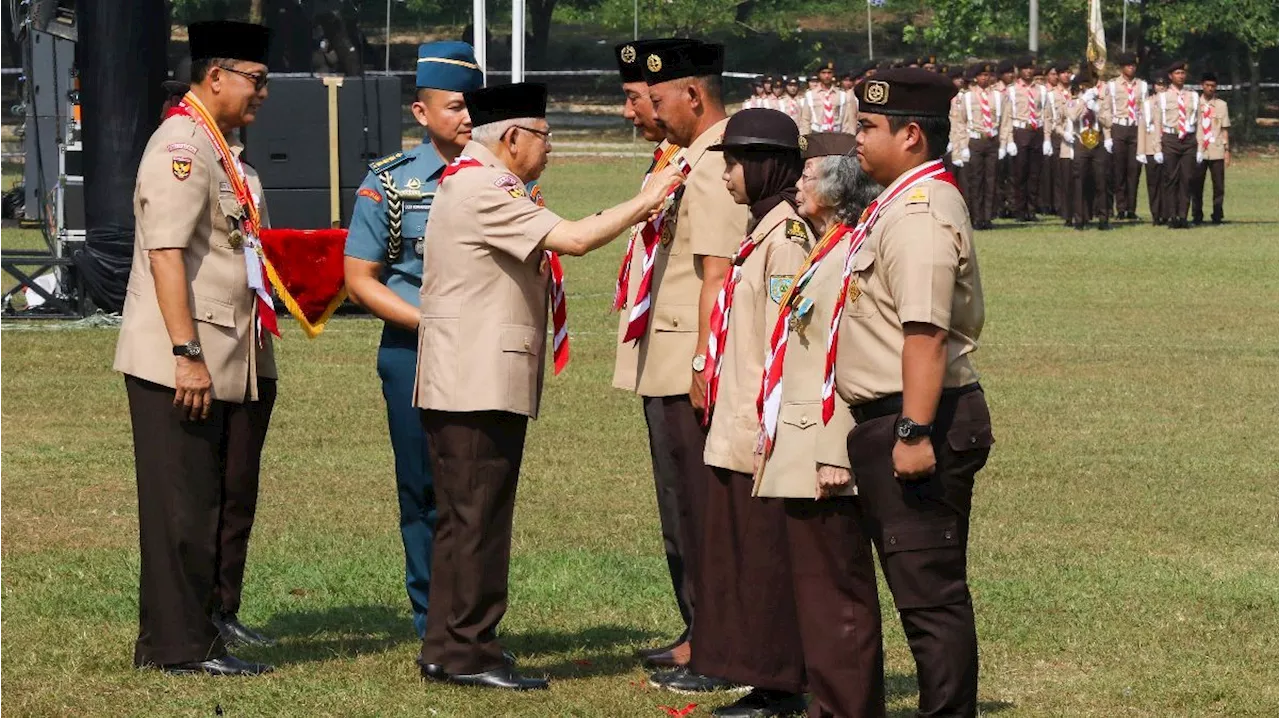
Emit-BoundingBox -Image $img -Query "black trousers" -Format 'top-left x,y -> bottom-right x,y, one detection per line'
643,395 -> 694,638
785,498 -> 885,718
127,374 -> 276,667
1010,127 -> 1043,216
1056,155 -> 1073,221
848,388 -> 993,718
1073,144 -> 1109,224
1039,135 -> 1061,213
1192,158 -> 1226,222
1161,133 -> 1197,221
1145,157 -> 1165,221
1111,124 -> 1142,215
964,138 -> 999,225
660,395 -> 714,644
419,409 -> 528,675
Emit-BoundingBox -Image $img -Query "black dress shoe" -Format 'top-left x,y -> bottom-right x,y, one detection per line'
1212,216 -> 1224,225
649,666 -> 746,694
713,689 -> 808,717
1097,220 -> 1112,231
1073,222 -> 1085,231
446,665 -> 548,691
161,654 -> 273,677
214,613 -> 277,647
418,659 -> 448,682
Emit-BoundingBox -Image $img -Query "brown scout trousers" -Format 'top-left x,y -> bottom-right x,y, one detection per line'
1145,156 -> 1165,222
1073,143 -> 1110,223
419,409 -> 528,675
1010,127 -> 1043,216
1161,133 -> 1197,221
1110,124 -> 1142,215
1039,135 -> 1061,213
785,498 -> 886,718
643,396 -> 696,639
690,469 -> 805,694
1056,155 -> 1073,221
1191,159 -> 1226,222
847,388 -> 993,718
964,137 -> 999,226
127,375 -> 276,667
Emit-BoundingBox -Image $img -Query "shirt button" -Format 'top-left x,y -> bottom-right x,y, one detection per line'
944,530 -> 953,540
801,415 -> 810,425
672,316 -> 680,327
523,340 -> 531,350
888,536 -> 897,546
204,312 -> 213,320
970,436 -> 978,445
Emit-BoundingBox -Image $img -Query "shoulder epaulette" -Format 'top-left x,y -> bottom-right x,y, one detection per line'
369,151 -> 410,173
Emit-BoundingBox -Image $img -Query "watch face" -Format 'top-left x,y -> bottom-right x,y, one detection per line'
692,356 -> 706,372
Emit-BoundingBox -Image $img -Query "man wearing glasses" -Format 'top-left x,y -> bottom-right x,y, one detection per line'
115,20 -> 278,677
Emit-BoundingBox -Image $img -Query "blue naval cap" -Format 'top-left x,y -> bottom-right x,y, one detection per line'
416,41 -> 484,91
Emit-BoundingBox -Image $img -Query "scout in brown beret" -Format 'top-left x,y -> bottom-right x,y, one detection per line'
852,67 -> 957,183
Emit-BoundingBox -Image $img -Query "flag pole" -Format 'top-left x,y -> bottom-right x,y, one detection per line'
1122,0 -> 1128,52
866,0 -> 873,60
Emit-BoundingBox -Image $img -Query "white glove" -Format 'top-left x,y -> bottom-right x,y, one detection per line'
1006,142 -> 1018,157
954,159 -> 965,168
1086,99 -> 1099,113
1082,88 -> 1097,103
1154,151 -> 1164,164
998,146 -> 1007,161
1137,153 -> 1147,165
961,148 -> 971,162
1065,132 -> 1075,145
1196,151 -> 1204,163
946,141 -> 953,153
1104,138 -> 1114,153
1043,140 -> 1053,156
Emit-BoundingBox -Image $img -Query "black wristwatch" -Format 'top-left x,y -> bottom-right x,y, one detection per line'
895,417 -> 932,441
172,340 -> 203,359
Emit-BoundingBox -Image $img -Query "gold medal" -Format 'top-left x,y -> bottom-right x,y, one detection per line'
847,281 -> 862,305
228,230 -> 244,249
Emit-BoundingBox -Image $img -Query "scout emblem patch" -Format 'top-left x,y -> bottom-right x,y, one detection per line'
620,45 -> 636,64
647,54 -> 663,72
798,135 -> 808,152
166,142 -> 198,155
847,281 -> 862,305
171,156 -> 192,181
864,80 -> 889,105
905,187 -> 929,204
227,229 -> 244,249
495,173 -> 526,199
768,276 -> 794,304
785,219 -> 807,242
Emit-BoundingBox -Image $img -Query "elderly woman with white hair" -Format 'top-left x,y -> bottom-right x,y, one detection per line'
752,132 -> 886,718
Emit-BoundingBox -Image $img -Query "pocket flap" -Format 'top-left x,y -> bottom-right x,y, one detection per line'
421,295 -> 462,319
947,420 -> 995,452
191,294 -> 236,328
651,303 -> 698,332
500,325 -> 539,355
849,248 -> 875,272
883,519 -> 960,554
218,194 -> 245,220
779,402 -> 821,430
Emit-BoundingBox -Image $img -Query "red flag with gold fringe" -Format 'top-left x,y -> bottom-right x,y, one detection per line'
258,228 -> 348,338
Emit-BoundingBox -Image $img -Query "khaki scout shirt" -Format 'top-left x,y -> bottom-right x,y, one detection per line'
1197,97 -> 1230,160
1157,87 -> 1200,137
704,203 -> 811,475
1107,77 -> 1148,128
114,114 -> 276,403
613,139 -> 676,392
630,117 -> 749,398
799,87 -> 857,134
412,141 -> 563,418
952,86 -> 1013,162
835,171 -> 984,406
1006,81 -> 1051,141
1142,97 -> 1162,156
753,231 -> 857,500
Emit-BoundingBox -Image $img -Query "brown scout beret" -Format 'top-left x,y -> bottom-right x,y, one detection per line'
800,132 -> 857,160
855,67 -> 957,118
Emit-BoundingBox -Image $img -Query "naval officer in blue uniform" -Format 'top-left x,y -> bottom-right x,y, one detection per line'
343,41 -> 483,638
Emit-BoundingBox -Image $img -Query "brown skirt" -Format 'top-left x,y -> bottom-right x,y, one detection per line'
689,468 -> 805,693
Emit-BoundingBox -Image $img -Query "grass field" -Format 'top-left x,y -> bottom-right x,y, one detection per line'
2,154 -> 1278,717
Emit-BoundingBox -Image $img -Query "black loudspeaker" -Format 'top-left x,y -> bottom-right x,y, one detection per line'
242,75 -> 402,218
262,188 -> 359,230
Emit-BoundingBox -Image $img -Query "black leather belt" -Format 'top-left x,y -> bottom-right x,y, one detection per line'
851,383 -> 982,424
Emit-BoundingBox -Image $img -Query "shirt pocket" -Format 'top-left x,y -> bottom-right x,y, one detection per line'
500,324 -> 541,410
191,293 -> 236,329
651,303 -> 699,333
215,194 -> 245,250
845,249 -> 876,318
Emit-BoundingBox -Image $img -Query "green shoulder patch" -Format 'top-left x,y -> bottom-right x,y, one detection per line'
785,219 -> 808,242
768,275 -> 794,304
369,151 -> 410,173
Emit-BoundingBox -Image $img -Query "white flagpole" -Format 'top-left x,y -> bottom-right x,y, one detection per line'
866,0 -> 873,60
385,0 -> 391,73
511,0 -> 525,83
473,0 -> 487,85
1122,0 -> 1128,52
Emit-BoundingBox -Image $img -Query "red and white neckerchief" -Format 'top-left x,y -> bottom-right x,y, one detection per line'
756,221 -> 850,458
165,93 -> 278,345
619,155 -> 691,343
1025,82 -> 1040,130
1176,90 -> 1188,139
1126,81 -> 1138,124
1200,102 -> 1215,152
703,231 -> 765,423
613,144 -> 681,311
440,156 -> 571,374
820,161 -> 958,423
821,89 -> 836,131
980,90 -> 994,137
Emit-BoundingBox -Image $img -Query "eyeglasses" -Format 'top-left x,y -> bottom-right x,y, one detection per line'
514,125 -> 553,143
218,65 -> 270,91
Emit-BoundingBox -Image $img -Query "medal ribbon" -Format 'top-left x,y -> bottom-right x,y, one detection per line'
441,155 -> 571,374
165,93 -> 278,343
614,144 -> 681,311
621,155 -> 692,343
820,160 -> 957,424
703,233 -> 763,423
756,222 -> 851,459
